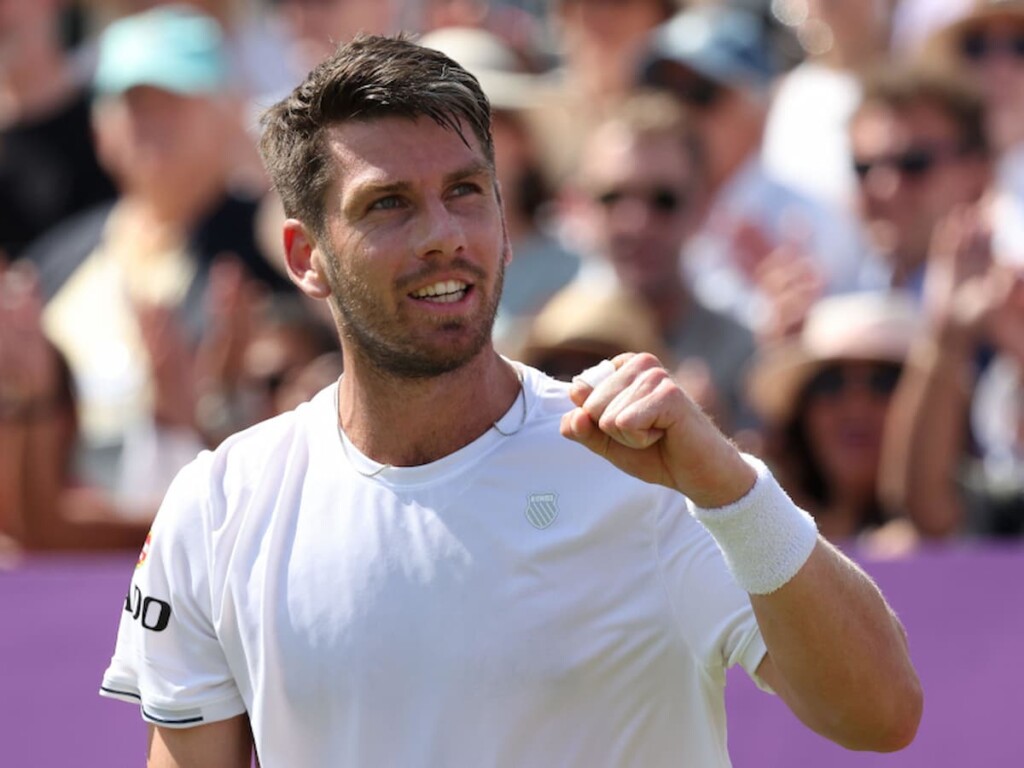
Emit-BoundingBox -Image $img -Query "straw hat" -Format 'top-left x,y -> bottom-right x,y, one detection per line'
519,282 -> 671,367
924,0 -> 1024,62
418,27 -> 539,111
746,292 -> 921,426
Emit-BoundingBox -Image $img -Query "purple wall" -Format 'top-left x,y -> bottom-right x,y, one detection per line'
2,545 -> 1023,766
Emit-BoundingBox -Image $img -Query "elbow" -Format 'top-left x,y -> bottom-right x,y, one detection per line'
844,673 -> 924,753
880,676 -> 924,752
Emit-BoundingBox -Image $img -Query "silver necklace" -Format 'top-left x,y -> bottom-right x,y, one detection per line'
335,365 -> 528,478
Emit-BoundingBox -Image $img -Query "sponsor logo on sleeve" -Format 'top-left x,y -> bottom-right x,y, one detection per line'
136,531 -> 152,569
124,585 -> 172,632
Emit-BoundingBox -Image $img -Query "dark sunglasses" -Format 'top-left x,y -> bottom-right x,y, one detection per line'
641,60 -> 722,109
804,363 -> 902,400
852,144 -> 967,181
961,32 -> 1024,61
593,186 -> 687,215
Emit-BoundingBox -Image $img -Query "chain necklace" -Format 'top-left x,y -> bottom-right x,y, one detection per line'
335,365 -> 528,478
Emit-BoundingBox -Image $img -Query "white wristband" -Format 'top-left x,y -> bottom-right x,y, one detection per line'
689,455 -> 818,595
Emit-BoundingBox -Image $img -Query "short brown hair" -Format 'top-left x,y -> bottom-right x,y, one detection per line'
588,89 -> 706,183
855,63 -> 990,158
259,35 -> 494,234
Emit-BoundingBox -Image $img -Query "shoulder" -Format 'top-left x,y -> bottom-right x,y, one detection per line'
517,362 -> 575,422
161,386 -> 336,533
23,202 -> 113,299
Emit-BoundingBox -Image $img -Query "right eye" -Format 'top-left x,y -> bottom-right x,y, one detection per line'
369,195 -> 405,211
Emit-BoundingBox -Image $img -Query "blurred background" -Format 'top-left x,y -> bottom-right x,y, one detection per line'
1,0 -> 1022,764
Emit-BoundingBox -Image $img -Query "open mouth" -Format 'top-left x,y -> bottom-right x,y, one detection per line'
409,280 -> 471,304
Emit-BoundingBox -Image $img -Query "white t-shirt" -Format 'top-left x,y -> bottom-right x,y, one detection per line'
100,364 -> 769,767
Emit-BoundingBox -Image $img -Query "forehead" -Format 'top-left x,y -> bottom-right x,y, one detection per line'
851,102 -> 962,148
962,15 -> 1024,36
582,122 -> 693,186
325,115 -> 490,191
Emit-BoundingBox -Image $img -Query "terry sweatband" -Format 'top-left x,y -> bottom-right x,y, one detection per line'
690,455 -> 818,595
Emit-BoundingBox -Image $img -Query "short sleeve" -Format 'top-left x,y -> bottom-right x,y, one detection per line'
99,451 -> 246,728
654,493 -> 771,691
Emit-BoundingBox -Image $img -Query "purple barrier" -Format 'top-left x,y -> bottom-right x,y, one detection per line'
726,544 -> 1024,767
2,545 -> 1023,766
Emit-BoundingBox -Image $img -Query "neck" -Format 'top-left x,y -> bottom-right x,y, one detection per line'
337,348 -> 522,467
643,279 -> 691,336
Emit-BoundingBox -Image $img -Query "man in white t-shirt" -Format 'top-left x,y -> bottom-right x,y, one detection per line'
99,35 -> 922,767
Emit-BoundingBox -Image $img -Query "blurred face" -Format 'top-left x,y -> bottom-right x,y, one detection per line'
578,124 -> 697,299
556,0 -> 667,53
803,0 -> 893,57
282,0 -> 401,65
802,361 -> 900,496
241,324 -> 334,420
850,101 -> 988,270
99,86 -> 229,200
0,0 -> 58,60
956,17 -> 1024,149
304,116 -> 509,379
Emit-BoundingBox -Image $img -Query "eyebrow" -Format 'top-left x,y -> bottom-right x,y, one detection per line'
346,160 -> 494,205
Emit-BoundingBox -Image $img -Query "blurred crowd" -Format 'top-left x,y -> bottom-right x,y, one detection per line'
1,0 -> 1023,557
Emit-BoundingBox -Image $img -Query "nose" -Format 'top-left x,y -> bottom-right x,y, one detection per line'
413,198 -> 466,261
862,164 -> 902,201
608,196 -> 655,235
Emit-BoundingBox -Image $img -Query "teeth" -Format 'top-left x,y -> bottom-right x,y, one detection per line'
411,280 -> 468,300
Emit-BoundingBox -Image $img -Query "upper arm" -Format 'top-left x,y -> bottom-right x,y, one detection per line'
147,716 -> 253,768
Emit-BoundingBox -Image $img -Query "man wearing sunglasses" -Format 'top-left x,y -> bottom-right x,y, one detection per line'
927,0 -> 1024,266
848,64 -> 992,294
567,90 -> 756,433
637,4 -> 874,335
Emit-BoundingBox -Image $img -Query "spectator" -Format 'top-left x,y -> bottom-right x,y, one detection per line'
517,282 -> 669,382
746,291 -> 920,547
880,206 -> 1024,537
848,63 -> 992,296
531,0 -> 676,182
763,0 -> 895,209
418,26 -> 580,351
923,0 -> 1024,265
0,261 -> 150,550
271,0 -> 403,76
22,4 -> 293,506
564,90 -> 756,431
639,4 -> 876,336
0,0 -> 116,258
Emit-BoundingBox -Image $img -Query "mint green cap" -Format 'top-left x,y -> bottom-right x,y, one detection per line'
94,4 -> 227,96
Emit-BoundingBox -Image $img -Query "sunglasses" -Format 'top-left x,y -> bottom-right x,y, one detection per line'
852,143 -> 968,181
804,363 -> 902,400
642,60 -> 722,109
593,186 -> 687,215
960,32 -> 1024,62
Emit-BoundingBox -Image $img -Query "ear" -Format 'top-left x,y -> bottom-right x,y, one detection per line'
283,219 -> 332,299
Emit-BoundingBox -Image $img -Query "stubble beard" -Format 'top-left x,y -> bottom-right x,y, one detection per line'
325,246 -> 506,381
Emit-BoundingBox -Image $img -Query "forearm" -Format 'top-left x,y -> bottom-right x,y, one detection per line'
15,409 -> 151,551
881,333 -> 973,537
0,419 -> 31,541
751,541 -> 922,751
692,459 -> 921,751
0,397 -> 66,543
